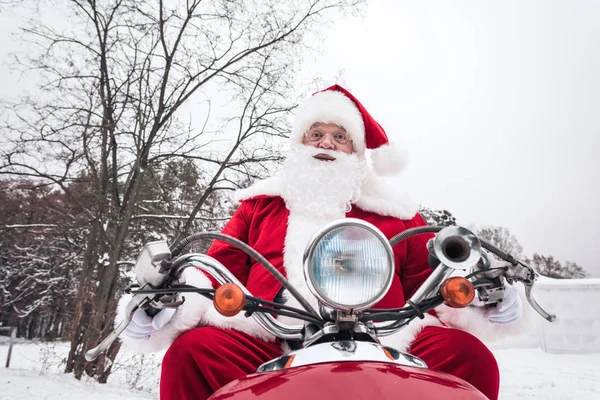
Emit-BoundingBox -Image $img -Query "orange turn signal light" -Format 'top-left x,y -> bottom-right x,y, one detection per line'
441,277 -> 475,308
214,283 -> 246,317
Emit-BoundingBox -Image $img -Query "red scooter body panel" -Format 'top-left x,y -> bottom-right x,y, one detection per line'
209,361 -> 487,399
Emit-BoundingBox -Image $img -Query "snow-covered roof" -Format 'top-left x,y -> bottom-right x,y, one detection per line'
535,276 -> 600,289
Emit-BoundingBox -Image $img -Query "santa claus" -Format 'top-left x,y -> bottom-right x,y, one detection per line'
119,85 -> 525,400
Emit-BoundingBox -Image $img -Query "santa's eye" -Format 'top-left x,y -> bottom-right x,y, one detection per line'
308,131 -> 324,141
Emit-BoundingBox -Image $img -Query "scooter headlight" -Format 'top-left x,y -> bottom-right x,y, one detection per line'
303,219 -> 395,312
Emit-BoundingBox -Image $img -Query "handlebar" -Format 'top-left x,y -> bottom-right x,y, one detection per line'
85,253 -> 306,362
172,254 -> 305,339
391,225 -> 556,323
87,223 -> 556,362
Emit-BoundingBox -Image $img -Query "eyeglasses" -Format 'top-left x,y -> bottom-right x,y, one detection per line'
304,129 -> 351,145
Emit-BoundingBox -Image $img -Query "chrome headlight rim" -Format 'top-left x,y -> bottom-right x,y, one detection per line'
302,218 -> 395,312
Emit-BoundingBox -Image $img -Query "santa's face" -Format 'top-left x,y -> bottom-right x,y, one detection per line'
301,122 -> 354,158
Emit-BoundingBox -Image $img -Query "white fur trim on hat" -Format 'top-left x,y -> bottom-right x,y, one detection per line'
370,142 -> 409,176
291,90 -> 366,154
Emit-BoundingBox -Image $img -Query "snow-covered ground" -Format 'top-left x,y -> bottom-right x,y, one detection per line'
0,339 -> 162,399
494,348 -> 600,399
0,369 -> 154,400
1,338 -> 600,399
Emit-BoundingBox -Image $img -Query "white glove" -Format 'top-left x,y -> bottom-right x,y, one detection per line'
486,284 -> 523,325
122,307 -> 176,340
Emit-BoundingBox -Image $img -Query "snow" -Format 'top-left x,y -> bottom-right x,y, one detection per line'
0,369 -> 154,400
1,338 -> 600,399
0,339 -> 162,399
494,348 -> 600,399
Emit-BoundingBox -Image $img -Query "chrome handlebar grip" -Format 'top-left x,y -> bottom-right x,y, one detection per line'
173,254 -> 304,340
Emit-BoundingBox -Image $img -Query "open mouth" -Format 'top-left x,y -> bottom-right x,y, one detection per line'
313,153 -> 336,161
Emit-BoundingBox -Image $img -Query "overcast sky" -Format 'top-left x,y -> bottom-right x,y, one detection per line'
1,1 -> 599,276
297,0 -> 600,276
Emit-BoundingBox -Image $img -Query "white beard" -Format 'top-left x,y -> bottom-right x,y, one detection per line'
279,144 -> 368,218
277,145 -> 369,326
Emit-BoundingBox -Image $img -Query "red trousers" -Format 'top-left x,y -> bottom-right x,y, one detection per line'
160,326 -> 499,400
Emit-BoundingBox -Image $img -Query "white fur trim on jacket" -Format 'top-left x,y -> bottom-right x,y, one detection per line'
234,173 -> 418,220
379,313 -> 443,352
357,172 -> 419,219
291,90 -> 366,155
116,268 -> 273,353
276,211 -> 343,328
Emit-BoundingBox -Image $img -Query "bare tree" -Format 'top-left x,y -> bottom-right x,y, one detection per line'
0,179 -> 81,340
0,0 -> 364,382
524,254 -> 588,279
474,225 -> 524,259
419,206 -> 457,226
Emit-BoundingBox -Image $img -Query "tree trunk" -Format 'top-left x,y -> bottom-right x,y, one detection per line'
65,223 -> 99,375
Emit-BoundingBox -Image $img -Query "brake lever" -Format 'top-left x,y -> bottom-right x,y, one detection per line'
504,261 -> 556,322
523,283 -> 556,322
472,252 -> 556,322
84,293 -> 151,361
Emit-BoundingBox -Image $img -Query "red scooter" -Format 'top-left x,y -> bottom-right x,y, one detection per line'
87,219 -> 556,399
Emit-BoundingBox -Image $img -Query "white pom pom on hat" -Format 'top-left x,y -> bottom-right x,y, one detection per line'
291,84 -> 408,176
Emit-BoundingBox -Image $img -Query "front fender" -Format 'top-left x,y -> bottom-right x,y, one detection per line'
209,361 -> 487,400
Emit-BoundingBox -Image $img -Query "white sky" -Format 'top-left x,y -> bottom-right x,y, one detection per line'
298,0 -> 600,276
1,0 -> 599,276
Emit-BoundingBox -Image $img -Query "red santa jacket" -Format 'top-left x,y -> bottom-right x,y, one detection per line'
206,195 -> 434,310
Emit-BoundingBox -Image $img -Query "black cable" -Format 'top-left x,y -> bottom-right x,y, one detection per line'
365,295 -> 442,313
389,226 -> 443,247
359,296 -> 444,322
359,310 -> 417,322
249,298 -> 325,323
130,285 -> 324,326
168,232 -> 318,316
464,266 -> 508,280
406,300 -> 425,319
243,301 -> 324,327
134,285 -> 321,321
131,286 -> 216,297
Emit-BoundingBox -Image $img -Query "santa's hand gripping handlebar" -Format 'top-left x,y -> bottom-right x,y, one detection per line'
85,223 -> 556,362
388,225 -> 556,322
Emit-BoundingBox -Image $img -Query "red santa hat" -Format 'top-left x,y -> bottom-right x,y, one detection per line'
291,84 -> 408,176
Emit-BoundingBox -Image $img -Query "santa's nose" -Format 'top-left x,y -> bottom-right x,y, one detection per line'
319,136 -> 335,149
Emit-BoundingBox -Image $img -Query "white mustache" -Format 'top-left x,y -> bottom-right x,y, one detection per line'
295,145 -> 356,162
